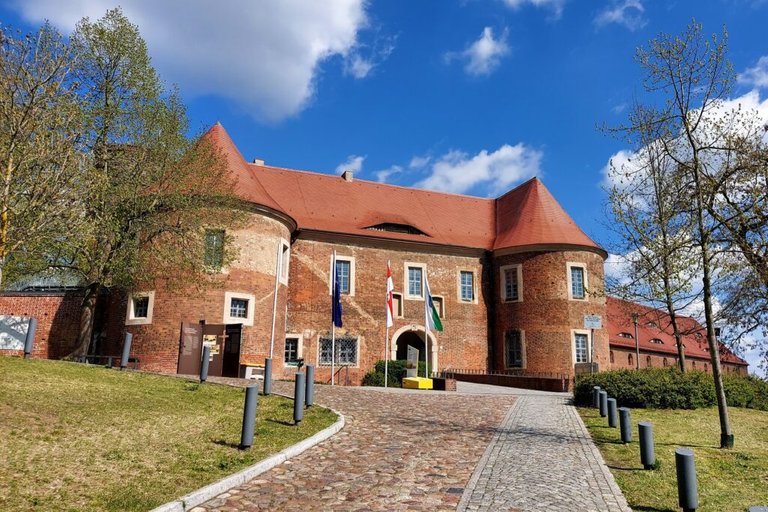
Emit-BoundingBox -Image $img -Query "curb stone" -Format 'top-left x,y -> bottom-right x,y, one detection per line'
150,409 -> 345,512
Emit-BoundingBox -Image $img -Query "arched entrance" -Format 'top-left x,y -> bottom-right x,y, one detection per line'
390,324 -> 438,373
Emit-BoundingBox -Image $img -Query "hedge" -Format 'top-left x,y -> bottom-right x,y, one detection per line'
361,359 -> 428,388
574,367 -> 768,411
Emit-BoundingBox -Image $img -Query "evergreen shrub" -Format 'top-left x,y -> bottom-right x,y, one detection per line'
361,359 -> 428,387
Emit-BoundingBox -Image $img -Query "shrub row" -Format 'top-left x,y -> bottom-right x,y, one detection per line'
361,359 -> 427,387
574,368 -> 768,410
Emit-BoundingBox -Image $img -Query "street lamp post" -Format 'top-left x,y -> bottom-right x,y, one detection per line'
632,312 -> 640,370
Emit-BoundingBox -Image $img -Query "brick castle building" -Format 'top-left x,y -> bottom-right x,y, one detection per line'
0,124 -> 747,384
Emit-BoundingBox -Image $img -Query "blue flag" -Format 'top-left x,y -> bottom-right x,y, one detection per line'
332,253 -> 343,327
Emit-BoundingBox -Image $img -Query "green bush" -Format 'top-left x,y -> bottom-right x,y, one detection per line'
361,360 -> 428,387
575,367 -> 767,410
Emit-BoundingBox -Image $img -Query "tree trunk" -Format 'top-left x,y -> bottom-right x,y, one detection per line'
70,282 -> 100,358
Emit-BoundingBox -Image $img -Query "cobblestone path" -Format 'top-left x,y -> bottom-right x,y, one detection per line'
194,381 -> 515,512
458,394 -> 631,512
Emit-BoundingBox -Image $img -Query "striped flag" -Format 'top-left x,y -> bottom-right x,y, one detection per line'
386,261 -> 394,328
424,272 -> 443,332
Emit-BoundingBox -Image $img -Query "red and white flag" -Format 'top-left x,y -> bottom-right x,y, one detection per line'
386,261 -> 394,328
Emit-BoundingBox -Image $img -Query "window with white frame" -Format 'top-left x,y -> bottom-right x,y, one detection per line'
505,330 -> 525,368
459,270 -> 474,302
284,335 -> 302,365
404,262 -> 426,299
279,239 -> 290,284
567,263 -> 587,300
125,291 -> 155,325
318,335 -> 358,366
574,332 -> 589,363
330,255 -> 355,296
223,292 -> 255,326
500,264 -> 522,302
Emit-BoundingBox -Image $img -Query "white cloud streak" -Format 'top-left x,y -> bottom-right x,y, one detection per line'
9,0 -> 371,122
446,27 -> 510,77
738,56 -> 768,89
415,144 -> 542,195
335,155 -> 365,175
503,0 -> 567,18
594,0 -> 647,31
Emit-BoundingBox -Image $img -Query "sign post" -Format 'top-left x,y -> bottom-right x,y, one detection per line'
584,315 -> 602,370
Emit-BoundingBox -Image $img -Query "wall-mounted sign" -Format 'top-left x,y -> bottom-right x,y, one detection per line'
584,315 -> 602,330
202,334 -> 218,361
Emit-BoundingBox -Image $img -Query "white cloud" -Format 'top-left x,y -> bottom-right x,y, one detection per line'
9,0 -> 370,122
409,156 -> 431,169
738,56 -> 768,89
343,33 -> 396,79
594,0 -> 647,31
335,154 -> 365,174
503,0 -> 567,18
375,165 -> 403,183
415,144 -> 542,195
604,253 -> 632,285
446,27 -> 510,77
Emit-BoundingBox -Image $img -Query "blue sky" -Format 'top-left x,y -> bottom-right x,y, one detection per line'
3,0 -> 767,372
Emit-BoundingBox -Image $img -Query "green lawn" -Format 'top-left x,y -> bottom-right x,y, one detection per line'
579,405 -> 768,511
0,357 -> 337,512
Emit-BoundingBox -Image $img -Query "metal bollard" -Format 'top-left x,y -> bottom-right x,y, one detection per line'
305,365 -> 315,407
599,390 -> 608,417
675,448 -> 699,512
294,372 -> 305,425
263,358 -> 273,395
607,398 -> 618,427
593,386 -> 601,408
24,318 -> 38,359
240,385 -> 259,449
200,345 -> 210,383
639,422 -> 656,469
120,332 -> 133,370
619,407 -> 632,443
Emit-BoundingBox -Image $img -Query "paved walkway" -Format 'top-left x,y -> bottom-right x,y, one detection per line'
193,379 -> 629,512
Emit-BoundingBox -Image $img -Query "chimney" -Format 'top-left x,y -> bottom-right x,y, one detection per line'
253,158 -> 264,166
341,170 -> 354,182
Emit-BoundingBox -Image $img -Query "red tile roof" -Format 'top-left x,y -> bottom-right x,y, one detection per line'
205,123 -> 606,254
606,296 -> 748,366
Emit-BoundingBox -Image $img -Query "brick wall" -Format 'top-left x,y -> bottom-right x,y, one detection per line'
283,236 -> 489,384
0,293 -> 82,359
492,249 -> 608,388
125,212 -> 292,373
609,346 -> 747,375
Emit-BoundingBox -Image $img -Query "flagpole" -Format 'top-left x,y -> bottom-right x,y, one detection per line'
384,260 -> 393,389
331,250 -> 336,386
384,326 -> 389,388
424,273 -> 429,379
269,240 -> 282,359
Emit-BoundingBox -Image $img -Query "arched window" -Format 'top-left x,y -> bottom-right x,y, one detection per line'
691,360 -> 696,369
663,358 -> 668,367
628,353 -> 633,366
646,355 -> 652,367
704,363 -> 708,372
610,351 -> 614,364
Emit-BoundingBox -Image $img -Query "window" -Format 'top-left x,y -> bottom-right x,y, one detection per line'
204,229 -> 225,270
500,264 -> 522,302
336,260 -> 351,294
646,355 -> 652,367
628,353 -> 634,366
459,271 -> 474,302
404,262 -> 426,299
125,291 -> 155,325
432,296 -> 444,319
133,296 -> 149,318
505,330 -> 524,368
392,292 -> 403,318
230,298 -> 248,318
284,335 -> 302,365
691,360 -> 696,369
618,332 -> 634,339
663,358 -> 668,367
569,264 -> 586,300
318,335 -> 358,366
223,292 -> 255,326
650,338 -> 663,345
610,351 -> 615,364
330,255 -> 355,296
574,333 -> 589,363
704,363 -> 708,372
279,240 -> 290,284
